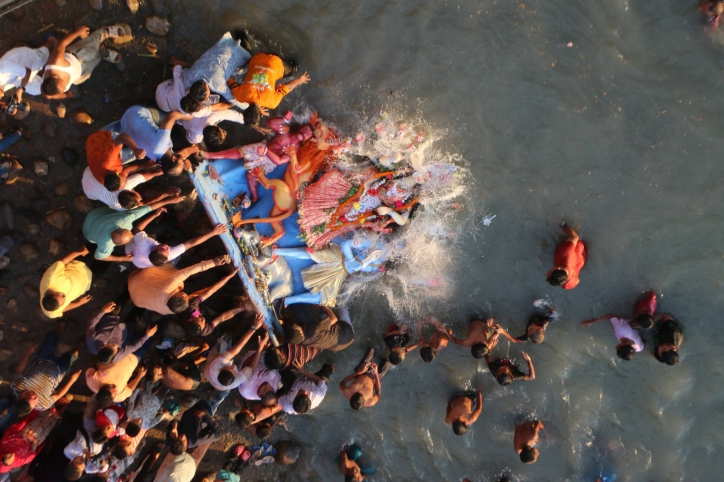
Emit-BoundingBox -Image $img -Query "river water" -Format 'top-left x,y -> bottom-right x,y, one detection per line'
168,0 -> 724,480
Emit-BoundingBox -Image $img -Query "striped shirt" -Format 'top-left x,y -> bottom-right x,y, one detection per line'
82,167 -> 145,211
11,360 -> 63,411
280,344 -> 320,369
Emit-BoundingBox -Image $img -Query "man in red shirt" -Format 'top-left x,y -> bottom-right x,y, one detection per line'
86,130 -> 147,192
546,223 -> 587,290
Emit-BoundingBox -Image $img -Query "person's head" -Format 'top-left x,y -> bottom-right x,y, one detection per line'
350,392 -> 365,410
264,347 -> 286,369
452,419 -> 468,436
96,385 -> 115,407
41,76 -> 64,96
471,342 -> 489,359
148,244 -> 171,266
104,171 -> 126,192
420,346 -> 436,363
202,125 -> 226,148
496,367 -> 513,386
180,96 -> 202,115
2,452 -> 14,466
259,383 -> 278,406
187,316 -> 206,337
118,190 -> 142,210
292,393 -> 312,414
170,434 -> 188,455
65,456 -> 86,480
235,410 -> 255,428
217,367 -> 236,387
147,364 -> 164,382
547,269 -> 568,287
616,344 -> 635,361
97,344 -> 118,364
636,313 -> 654,330
663,350 -> 680,366
161,152 -> 184,176
388,348 -> 405,365
42,291 -> 64,312
529,326 -> 545,344
188,80 -> 209,102
714,0 -> 724,14
243,103 -> 262,126
92,425 -> 112,444
112,443 -> 131,460
256,422 -> 272,439
167,292 -> 189,314
283,323 -> 305,344
299,125 -> 313,141
125,421 -> 141,437
111,228 -> 133,246
520,446 -> 539,464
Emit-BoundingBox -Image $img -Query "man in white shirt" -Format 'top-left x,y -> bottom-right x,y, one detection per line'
81,167 -> 165,211
238,358 -> 281,402
278,360 -> 333,415
153,435 -> 196,482
63,418 -> 107,480
580,313 -> 645,360
126,213 -> 228,268
0,37 -> 57,100
181,109 -> 245,145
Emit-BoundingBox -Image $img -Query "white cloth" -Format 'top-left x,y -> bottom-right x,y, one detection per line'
153,452 -> 196,482
181,109 -> 245,144
64,419 -> 104,460
125,231 -> 186,268
81,167 -> 145,211
278,378 -> 327,415
610,317 -> 644,352
0,46 -> 49,96
204,351 -> 252,391
155,65 -> 211,117
238,355 -> 281,400
45,52 -> 82,91
120,106 -> 173,161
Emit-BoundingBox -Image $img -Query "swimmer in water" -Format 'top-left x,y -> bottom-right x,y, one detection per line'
634,291 -> 657,329
700,0 -> 724,27
339,348 -> 390,409
418,319 -> 453,363
382,324 -> 418,365
445,388 -> 483,436
339,444 -> 365,481
580,314 -> 644,361
485,352 -> 536,386
450,318 -> 519,358
546,223 -> 587,290
653,314 -> 683,366
514,420 -> 544,464
515,306 -> 557,344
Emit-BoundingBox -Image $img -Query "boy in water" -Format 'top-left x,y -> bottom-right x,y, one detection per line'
514,420 -> 544,464
339,348 -> 390,409
580,314 -> 644,361
445,388 -> 483,436
382,324 -> 418,365
700,0 -> 724,27
634,291 -> 656,329
485,352 -> 535,386
418,319 -> 453,363
450,318 -> 518,359
546,223 -> 587,290
515,306 -> 557,344
653,314 -> 683,366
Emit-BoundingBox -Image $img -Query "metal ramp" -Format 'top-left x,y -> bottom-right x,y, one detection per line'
0,0 -> 34,18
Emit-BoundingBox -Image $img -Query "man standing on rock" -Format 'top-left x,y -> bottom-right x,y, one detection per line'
40,246 -> 93,319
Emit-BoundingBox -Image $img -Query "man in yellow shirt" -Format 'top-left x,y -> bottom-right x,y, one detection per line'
40,247 -> 93,318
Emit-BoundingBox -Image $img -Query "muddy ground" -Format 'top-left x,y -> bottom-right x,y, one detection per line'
0,0 -> 294,480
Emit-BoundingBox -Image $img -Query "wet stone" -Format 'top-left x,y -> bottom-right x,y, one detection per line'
18,242 -> 39,262
32,197 -> 50,213
74,195 -> 93,214
0,286 -> 6,296
0,202 -> 13,230
41,121 -> 56,137
61,147 -> 79,166
6,298 -> 17,310
25,223 -> 39,236
55,181 -> 71,196
0,350 -> 11,362
45,209 -> 73,230
0,257 -> 8,270
48,237 -> 64,256
22,283 -> 38,298
34,182 -> 46,194
33,159 -> 48,176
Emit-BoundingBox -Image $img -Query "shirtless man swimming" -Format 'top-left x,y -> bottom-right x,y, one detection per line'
338,444 -> 365,482
418,319 -> 452,363
514,420 -> 544,464
450,318 -> 518,358
338,348 -> 390,410
445,388 -> 483,436
486,352 -> 535,386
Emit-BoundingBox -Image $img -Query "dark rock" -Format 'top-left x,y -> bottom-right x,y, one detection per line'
16,207 -> 39,221
21,283 -> 38,298
33,159 -> 48,176
61,147 -> 79,166
274,441 -> 301,465
45,209 -> 73,230
25,223 -> 39,236
5,298 -> 17,310
0,257 -> 8,270
0,202 -> 13,231
48,237 -> 64,256
93,277 -> 109,288
71,108 -> 93,125
21,128 -> 32,140
18,242 -> 39,262
55,181 -> 71,196
41,121 -> 56,137
0,286 -> 6,295
32,197 -> 50,213
73,195 -> 93,214
34,182 -> 46,194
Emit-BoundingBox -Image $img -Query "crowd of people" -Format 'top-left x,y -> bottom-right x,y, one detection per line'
0,16 -> 687,482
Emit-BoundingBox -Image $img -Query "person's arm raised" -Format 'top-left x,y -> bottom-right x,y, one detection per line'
580,314 -> 616,327
182,224 -> 227,251
191,267 -> 239,302
147,194 -> 185,211
227,313 -> 264,358
63,294 -> 92,313
522,352 -> 536,381
282,72 -> 311,93
468,389 -> 484,423
51,369 -> 82,403
47,26 -> 89,64
320,306 -> 338,325
115,133 -> 146,160
494,325 -> 521,344
209,305 -> 245,332
59,246 -> 89,266
292,359 -> 324,384
243,333 -> 269,372
159,111 -> 193,130
562,223 -> 580,243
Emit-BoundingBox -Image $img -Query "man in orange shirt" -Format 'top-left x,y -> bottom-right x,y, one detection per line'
85,130 -> 147,192
228,53 -> 310,122
546,223 -> 587,290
